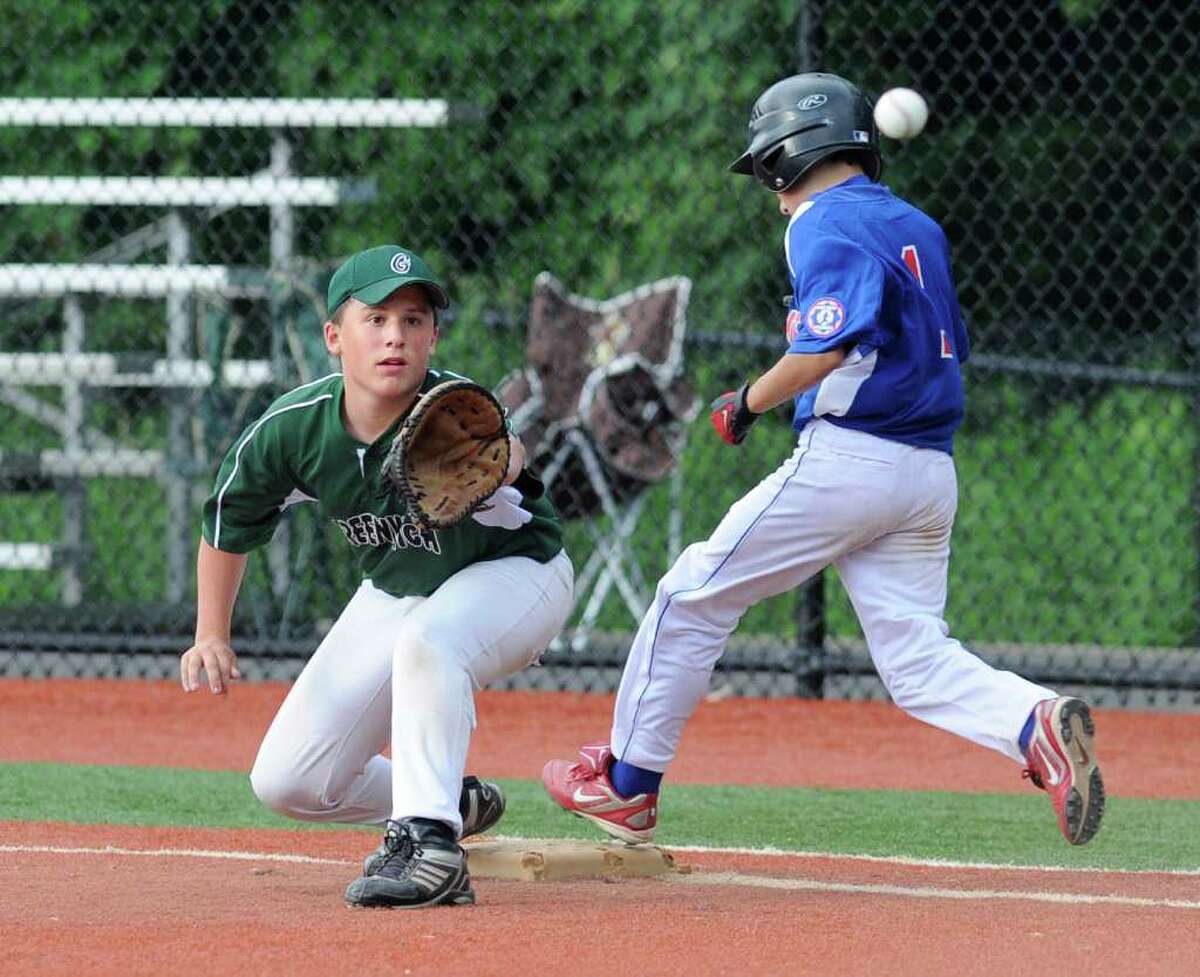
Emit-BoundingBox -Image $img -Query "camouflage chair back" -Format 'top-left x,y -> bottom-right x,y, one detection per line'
496,272 -> 697,519
496,272 -> 698,644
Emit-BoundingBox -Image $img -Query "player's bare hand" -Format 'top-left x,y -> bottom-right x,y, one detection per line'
180,637 -> 242,694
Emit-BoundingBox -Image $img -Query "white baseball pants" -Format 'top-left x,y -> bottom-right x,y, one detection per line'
612,419 -> 1053,770
250,550 -> 573,834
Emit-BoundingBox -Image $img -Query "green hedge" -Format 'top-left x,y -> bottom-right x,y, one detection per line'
1,1 -> 1196,649
3,373 -> 1194,647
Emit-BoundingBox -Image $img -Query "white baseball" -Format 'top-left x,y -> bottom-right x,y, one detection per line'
873,87 -> 929,141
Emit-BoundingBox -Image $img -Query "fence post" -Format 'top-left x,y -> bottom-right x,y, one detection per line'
165,211 -> 191,604
795,0 -> 820,71
60,297 -> 86,606
1194,229 -> 1200,650
792,0 -> 828,697
794,572 -> 826,697
267,131 -> 294,609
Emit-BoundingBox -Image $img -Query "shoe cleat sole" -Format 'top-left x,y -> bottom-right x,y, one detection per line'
575,810 -> 655,846
1057,698 -> 1105,845
344,879 -> 476,909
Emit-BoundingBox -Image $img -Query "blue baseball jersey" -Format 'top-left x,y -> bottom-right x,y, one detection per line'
782,175 -> 969,453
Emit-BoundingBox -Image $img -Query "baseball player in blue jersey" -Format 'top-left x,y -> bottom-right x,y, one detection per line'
180,245 -> 574,908
543,73 -> 1104,847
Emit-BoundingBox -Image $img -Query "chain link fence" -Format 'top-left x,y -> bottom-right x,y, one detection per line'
1,0 -> 1198,706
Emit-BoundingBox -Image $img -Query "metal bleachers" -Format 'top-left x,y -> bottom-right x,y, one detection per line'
0,97 -> 448,604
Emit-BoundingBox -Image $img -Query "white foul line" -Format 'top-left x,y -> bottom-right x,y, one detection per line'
2,842 -> 1198,909
677,870 -> 1200,910
7,838 -> 1199,880
0,844 -> 353,866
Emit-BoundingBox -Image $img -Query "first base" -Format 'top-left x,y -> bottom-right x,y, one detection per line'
463,839 -> 679,882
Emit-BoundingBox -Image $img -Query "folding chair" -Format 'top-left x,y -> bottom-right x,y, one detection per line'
496,272 -> 697,649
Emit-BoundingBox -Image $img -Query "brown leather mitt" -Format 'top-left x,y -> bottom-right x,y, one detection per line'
383,379 -> 511,529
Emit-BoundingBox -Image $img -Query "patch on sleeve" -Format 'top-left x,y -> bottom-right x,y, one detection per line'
785,308 -> 803,343
804,297 -> 846,338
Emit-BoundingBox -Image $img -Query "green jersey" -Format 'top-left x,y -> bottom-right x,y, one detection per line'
201,371 -> 563,598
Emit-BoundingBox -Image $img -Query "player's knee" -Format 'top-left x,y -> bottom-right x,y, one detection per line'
653,570 -> 741,638
249,763 -> 292,813
874,638 -> 950,706
659,544 -> 706,591
249,759 -> 316,816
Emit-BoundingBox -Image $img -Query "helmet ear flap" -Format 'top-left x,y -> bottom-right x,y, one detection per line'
752,137 -> 812,193
759,144 -> 786,176
857,148 -> 883,182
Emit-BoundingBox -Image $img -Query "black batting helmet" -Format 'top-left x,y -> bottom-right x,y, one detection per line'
730,72 -> 882,191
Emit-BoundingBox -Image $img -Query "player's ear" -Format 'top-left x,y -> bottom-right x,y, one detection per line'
323,319 -> 341,356
428,303 -> 440,348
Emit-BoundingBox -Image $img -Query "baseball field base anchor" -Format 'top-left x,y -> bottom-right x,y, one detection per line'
462,839 -> 683,882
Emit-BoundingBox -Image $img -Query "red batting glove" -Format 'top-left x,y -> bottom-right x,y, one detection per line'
709,382 -> 760,445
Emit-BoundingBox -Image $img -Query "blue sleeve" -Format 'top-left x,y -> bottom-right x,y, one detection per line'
786,236 -> 888,355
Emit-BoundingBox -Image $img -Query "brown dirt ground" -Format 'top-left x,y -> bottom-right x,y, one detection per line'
1,821 -> 1197,977
0,678 -> 1195,797
1,679 -> 1197,977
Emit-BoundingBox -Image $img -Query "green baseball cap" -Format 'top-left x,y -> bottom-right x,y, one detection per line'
326,245 -> 449,316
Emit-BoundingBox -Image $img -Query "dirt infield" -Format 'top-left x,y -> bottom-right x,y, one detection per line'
2,679 -> 1198,976
1,678 -> 1195,797
2,820 -> 1197,977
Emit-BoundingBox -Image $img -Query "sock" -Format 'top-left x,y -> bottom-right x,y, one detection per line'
610,759 -> 663,798
1018,709 -> 1037,755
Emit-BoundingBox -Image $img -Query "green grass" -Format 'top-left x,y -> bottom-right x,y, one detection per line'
2,762 -> 1198,873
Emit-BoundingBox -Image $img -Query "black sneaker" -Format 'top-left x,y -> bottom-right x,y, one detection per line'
345,818 -> 474,909
459,776 -> 506,839
362,776 -> 504,876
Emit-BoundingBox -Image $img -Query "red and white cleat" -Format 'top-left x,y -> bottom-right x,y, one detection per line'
541,742 -> 658,844
1022,697 -> 1105,845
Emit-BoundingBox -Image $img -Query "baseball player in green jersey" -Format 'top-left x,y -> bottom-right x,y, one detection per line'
179,245 -> 574,909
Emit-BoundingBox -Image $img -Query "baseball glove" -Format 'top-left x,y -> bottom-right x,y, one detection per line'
384,379 -> 511,529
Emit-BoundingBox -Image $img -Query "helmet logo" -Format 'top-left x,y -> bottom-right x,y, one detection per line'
390,252 -> 412,274
797,93 -> 828,111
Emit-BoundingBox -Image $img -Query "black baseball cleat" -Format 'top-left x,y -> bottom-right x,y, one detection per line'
459,775 -> 506,839
361,776 -> 504,877
345,818 -> 474,909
